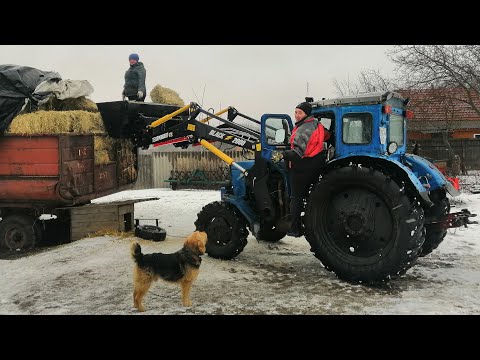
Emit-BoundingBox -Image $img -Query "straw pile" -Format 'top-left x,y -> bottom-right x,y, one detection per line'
40,96 -> 98,112
116,139 -> 137,186
7,110 -> 137,183
7,111 -> 105,135
150,84 -> 184,106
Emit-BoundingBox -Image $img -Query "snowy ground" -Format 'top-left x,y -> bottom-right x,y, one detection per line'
1,178 -> 479,315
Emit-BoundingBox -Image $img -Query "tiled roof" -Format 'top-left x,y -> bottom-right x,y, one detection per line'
398,88 -> 480,122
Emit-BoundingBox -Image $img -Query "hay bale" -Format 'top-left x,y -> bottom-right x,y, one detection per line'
115,139 -> 137,185
95,150 -> 110,165
39,96 -> 98,112
7,110 -> 137,173
94,136 -> 117,165
6,110 -> 105,135
150,84 -> 184,106
94,136 -> 116,152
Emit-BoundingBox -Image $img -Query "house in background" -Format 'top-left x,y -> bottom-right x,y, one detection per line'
399,88 -> 480,140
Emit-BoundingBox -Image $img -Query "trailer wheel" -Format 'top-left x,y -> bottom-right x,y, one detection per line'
194,201 -> 248,260
305,166 -> 426,283
0,214 -> 38,250
420,196 -> 450,257
255,225 -> 287,242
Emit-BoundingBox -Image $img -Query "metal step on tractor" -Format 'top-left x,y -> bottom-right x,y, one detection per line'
97,91 -> 477,283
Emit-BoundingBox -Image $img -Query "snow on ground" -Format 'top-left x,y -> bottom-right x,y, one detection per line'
1,184 -> 479,315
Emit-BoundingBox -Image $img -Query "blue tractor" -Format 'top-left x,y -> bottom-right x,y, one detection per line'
98,91 -> 476,283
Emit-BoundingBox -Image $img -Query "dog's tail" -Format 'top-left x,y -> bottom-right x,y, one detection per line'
130,241 -> 143,264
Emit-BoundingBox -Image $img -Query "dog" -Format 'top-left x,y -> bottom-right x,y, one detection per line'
130,231 -> 207,312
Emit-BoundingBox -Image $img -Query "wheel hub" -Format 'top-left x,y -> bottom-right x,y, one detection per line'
341,210 -> 368,236
5,227 -> 27,249
327,188 -> 393,258
207,217 -> 232,246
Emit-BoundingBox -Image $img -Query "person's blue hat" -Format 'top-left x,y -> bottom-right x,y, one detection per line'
129,53 -> 139,61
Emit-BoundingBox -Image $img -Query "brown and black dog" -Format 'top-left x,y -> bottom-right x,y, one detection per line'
130,231 -> 207,312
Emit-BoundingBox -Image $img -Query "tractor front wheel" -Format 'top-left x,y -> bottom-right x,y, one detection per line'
195,201 -> 248,260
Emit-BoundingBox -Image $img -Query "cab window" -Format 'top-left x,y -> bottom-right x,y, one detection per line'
265,117 -> 291,145
342,113 -> 372,144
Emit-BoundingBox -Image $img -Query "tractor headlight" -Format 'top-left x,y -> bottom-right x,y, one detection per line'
387,141 -> 398,154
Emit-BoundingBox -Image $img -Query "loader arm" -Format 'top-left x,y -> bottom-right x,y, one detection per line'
147,102 -> 262,175
149,102 -> 259,150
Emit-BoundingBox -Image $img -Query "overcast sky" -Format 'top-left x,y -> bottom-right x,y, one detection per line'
1,45 -> 395,119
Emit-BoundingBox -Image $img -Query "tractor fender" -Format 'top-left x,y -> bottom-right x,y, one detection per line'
323,153 -> 453,206
404,154 -> 460,197
222,194 -> 258,229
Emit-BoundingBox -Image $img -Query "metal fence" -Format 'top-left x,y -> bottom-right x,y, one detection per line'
411,139 -> 480,169
134,149 -> 249,189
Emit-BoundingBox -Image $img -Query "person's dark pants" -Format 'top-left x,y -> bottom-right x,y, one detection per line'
288,152 -> 326,235
127,94 -> 146,102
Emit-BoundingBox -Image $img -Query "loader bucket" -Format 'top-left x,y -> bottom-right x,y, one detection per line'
96,101 -> 188,138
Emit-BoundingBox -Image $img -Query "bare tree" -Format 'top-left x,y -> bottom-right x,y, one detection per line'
331,46 -> 480,172
386,45 -> 480,174
333,69 -> 396,96
388,45 -> 480,116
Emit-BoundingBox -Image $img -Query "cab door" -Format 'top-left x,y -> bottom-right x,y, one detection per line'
260,114 -> 293,160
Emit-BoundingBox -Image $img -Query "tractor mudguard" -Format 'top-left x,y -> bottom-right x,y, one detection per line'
404,154 -> 460,197
221,195 -> 259,234
328,153 -> 439,205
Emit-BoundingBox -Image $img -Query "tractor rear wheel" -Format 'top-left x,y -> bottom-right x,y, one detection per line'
420,195 -> 450,257
305,166 -> 426,283
194,201 -> 248,260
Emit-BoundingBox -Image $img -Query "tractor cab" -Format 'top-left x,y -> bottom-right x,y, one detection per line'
310,91 -> 411,161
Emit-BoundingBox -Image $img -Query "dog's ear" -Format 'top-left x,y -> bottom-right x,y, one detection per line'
197,236 -> 206,254
187,232 -> 207,254
198,231 -> 207,243
194,232 -> 206,254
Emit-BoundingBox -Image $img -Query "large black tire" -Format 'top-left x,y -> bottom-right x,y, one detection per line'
420,196 -> 450,257
0,214 -> 38,250
194,201 -> 248,260
305,166 -> 426,283
255,225 -> 287,243
135,225 -> 167,241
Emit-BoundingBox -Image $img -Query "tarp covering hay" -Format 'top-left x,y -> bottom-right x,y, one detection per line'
6,111 -> 137,183
40,96 -> 98,112
150,84 -> 184,106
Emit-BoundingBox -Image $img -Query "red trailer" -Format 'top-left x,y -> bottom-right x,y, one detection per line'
0,134 -> 137,250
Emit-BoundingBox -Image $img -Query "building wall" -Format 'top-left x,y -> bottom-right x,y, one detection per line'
451,130 -> 480,139
408,132 -> 432,140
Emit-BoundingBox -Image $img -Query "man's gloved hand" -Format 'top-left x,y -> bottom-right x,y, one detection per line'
283,149 -> 301,163
137,91 -> 144,99
271,150 -> 284,163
